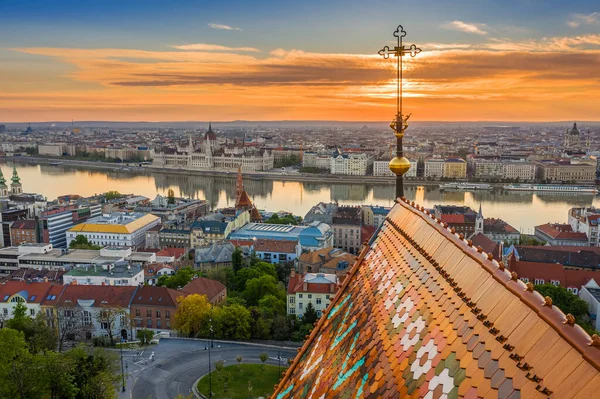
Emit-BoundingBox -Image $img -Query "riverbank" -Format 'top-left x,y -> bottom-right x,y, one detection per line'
5,155 -> 443,186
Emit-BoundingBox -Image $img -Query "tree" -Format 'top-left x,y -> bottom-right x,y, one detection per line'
0,328 -> 42,399
216,304 -> 251,340
302,302 -> 318,325
167,188 -> 176,204
137,329 -> 154,346
535,283 -> 590,323
65,346 -> 120,399
271,315 -> 291,341
69,235 -> 102,250
96,307 -> 127,345
173,294 -> 211,337
42,351 -> 78,399
55,304 -> 92,352
243,275 -> 284,306
156,267 -> 195,289
275,262 -> 293,284
104,191 -> 121,200
232,247 -> 244,273
258,294 -> 286,318
6,303 -> 57,354
259,352 -> 268,369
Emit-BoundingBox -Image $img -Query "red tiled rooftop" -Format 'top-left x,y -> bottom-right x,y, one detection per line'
0,281 -> 53,304
131,285 -> 183,307
254,239 -> 297,254
156,247 -> 186,259
535,223 -> 588,240
181,277 -> 226,302
440,213 -> 465,224
58,285 -> 137,308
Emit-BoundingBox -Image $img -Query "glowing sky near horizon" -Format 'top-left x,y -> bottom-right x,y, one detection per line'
1,0 -> 599,122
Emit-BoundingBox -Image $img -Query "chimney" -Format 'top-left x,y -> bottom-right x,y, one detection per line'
43,277 -> 48,283
330,283 -> 335,293
303,282 -> 307,291
290,270 -> 295,278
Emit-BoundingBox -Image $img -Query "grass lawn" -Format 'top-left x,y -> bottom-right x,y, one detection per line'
197,363 -> 286,398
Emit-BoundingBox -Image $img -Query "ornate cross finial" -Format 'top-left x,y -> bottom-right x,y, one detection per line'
379,24 -> 421,200
378,24 -> 421,137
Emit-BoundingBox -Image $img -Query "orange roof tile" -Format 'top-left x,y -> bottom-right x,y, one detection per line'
274,199 -> 600,399
181,277 -> 226,303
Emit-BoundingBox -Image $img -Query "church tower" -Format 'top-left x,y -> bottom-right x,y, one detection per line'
11,166 -> 22,195
0,168 -> 8,198
475,204 -> 484,235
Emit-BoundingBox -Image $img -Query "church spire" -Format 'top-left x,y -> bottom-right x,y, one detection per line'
11,165 -> 20,185
236,166 -> 244,204
0,168 -> 6,187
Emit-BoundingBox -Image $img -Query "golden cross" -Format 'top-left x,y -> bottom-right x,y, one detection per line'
378,25 -> 421,135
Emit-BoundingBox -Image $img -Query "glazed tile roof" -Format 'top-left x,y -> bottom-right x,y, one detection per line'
273,199 -> 600,399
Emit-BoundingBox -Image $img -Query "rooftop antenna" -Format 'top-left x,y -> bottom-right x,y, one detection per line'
378,25 -> 421,200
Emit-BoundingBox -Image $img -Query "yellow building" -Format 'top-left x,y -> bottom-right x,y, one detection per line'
443,158 -> 467,178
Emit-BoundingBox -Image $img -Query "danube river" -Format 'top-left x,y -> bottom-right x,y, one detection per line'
2,162 -> 599,234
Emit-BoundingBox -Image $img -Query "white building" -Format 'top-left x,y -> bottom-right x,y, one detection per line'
153,125 -> 274,172
568,207 -> 600,246
578,279 -> 600,331
373,159 -> 417,177
503,161 -> 536,181
286,271 -> 341,317
62,260 -> 144,287
66,212 -> 161,249
330,153 -> 369,176
424,158 -> 445,178
0,281 -> 51,320
473,160 -> 504,178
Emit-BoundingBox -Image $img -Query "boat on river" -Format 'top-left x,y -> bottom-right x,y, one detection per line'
503,184 -> 598,194
439,182 -> 493,191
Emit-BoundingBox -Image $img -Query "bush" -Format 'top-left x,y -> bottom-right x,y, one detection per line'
92,336 -> 114,347
137,329 -> 155,346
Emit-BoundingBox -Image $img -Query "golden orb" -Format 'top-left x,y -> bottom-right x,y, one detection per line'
389,156 -> 411,176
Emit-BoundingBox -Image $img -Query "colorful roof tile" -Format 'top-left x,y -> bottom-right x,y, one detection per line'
273,199 -> 600,399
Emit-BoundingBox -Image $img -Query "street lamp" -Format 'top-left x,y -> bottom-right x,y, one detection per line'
208,317 -> 214,398
120,338 -> 126,392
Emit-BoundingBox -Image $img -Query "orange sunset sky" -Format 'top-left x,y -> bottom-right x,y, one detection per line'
1,1 -> 599,122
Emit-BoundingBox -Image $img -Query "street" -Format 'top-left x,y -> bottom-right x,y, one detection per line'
120,338 -> 297,399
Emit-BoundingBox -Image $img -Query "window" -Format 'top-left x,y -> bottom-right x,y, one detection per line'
2,308 -> 7,316
289,297 -> 295,303
551,280 -> 560,286
146,309 -> 152,317
534,279 -> 545,285
147,319 -> 152,328
166,310 -> 170,319
136,309 -> 141,317
572,288 -> 579,294
136,319 -> 142,327
316,298 -> 322,305
308,294 -> 312,299
156,310 -> 161,318
289,308 -> 295,314
326,295 -> 330,300
166,319 -> 171,328
299,303 -> 303,310
298,294 -> 303,299
156,319 -> 161,328
520,278 -> 529,283
317,310 -> 322,317
83,311 -> 92,326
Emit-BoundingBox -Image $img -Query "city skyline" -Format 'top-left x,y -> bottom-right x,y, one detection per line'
1,0 -> 600,122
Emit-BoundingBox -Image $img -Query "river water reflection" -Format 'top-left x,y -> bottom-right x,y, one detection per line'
2,162 -> 598,234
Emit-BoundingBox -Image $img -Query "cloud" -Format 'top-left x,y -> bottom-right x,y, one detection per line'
444,21 -> 488,35
208,23 -> 242,31
172,43 -> 259,52
567,12 -> 600,28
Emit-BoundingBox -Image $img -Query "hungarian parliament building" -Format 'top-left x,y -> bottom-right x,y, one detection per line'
153,124 -> 274,172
